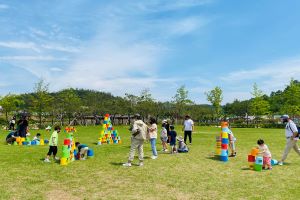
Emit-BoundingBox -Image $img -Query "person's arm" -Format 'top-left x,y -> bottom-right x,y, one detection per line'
290,123 -> 298,139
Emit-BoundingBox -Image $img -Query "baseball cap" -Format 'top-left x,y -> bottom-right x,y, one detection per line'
280,115 -> 289,119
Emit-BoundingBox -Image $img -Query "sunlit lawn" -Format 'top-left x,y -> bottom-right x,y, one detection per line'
1,125 -> 300,200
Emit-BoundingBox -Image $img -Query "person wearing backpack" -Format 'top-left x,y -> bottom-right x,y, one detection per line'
278,115 -> 300,166
123,114 -> 148,167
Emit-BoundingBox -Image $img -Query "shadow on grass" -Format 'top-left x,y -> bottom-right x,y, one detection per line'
110,162 -> 125,166
206,156 -> 221,161
241,167 -> 252,171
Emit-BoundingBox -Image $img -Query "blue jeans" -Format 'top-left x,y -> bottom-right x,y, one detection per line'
150,138 -> 158,156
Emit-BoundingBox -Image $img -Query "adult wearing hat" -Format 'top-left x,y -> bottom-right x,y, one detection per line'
183,115 -> 194,145
278,115 -> 300,165
123,114 -> 148,167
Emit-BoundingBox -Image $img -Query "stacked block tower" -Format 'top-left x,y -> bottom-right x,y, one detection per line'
97,114 -> 121,145
248,148 -> 263,171
216,122 -> 229,162
60,128 -> 76,166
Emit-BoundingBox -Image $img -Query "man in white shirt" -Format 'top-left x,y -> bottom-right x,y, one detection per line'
182,115 -> 194,145
278,115 -> 300,165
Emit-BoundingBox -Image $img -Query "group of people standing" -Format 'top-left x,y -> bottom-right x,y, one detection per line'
123,115 -> 193,167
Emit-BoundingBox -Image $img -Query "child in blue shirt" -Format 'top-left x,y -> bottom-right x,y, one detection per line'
75,142 -> 89,160
169,125 -> 177,153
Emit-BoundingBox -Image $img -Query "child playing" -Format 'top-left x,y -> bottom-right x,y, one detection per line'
33,133 -> 41,141
44,126 -> 61,163
169,125 -> 177,153
148,117 -> 158,159
160,125 -> 168,152
257,139 -> 272,170
228,128 -> 237,157
75,142 -> 89,160
177,136 -> 189,153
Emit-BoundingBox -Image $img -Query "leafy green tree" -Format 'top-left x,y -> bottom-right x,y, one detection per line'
281,79 -> 300,117
223,99 -> 250,118
30,79 -> 53,128
249,83 -> 270,127
0,94 -> 24,124
56,88 -> 81,125
205,86 -> 223,121
136,88 -> 156,120
172,85 -> 193,122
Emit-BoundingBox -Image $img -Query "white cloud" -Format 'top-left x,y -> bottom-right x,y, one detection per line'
167,17 -> 209,36
0,41 -> 40,52
0,56 -> 68,61
0,4 -> 9,9
50,67 -> 63,72
41,44 -> 80,53
220,57 -> 300,99
136,0 -> 213,13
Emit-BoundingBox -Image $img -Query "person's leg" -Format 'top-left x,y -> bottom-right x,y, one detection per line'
128,137 -> 138,162
137,140 -> 144,164
45,146 -> 53,161
229,141 -> 236,155
188,131 -> 192,144
292,141 -> 300,156
266,157 -> 272,169
184,131 -> 187,143
52,146 -> 58,160
280,139 -> 294,162
150,138 -> 155,156
150,138 -> 157,156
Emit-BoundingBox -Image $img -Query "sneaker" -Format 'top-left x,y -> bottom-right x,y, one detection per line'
278,162 -> 283,166
44,159 -> 51,163
151,156 -> 158,159
54,157 -> 60,161
82,158 -> 86,160
164,149 -> 168,152
122,162 -> 132,167
138,162 -> 144,167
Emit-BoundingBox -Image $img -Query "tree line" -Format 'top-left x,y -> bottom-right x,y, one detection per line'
0,79 -> 300,127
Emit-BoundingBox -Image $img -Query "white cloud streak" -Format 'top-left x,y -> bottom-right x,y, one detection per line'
0,56 -> 68,61
0,4 -> 9,9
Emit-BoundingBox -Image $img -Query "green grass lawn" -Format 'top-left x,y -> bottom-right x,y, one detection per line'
1,125 -> 300,200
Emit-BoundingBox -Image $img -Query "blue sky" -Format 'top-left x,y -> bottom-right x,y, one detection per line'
1,0 -> 300,104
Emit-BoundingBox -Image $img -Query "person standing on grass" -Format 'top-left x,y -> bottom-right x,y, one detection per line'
183,115 -> 194,145
160,124 -> 168,152
257,139 -> 272,170
148,117 -> 158,159
123,114 -> 148,167
228,127 -> 237,157
17,115 -> 29,138
9,116 -> 16,130
278,115 -> 300,166
169,125 -> 177,153
162,119 -> 170,143
44,126 -> 61,163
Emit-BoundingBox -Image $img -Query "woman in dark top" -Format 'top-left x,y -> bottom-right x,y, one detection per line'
17,116 -> 29,138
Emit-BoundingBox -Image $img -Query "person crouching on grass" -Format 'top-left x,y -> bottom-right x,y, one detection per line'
75,142 -> 89,160
44,126 -> 61,163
